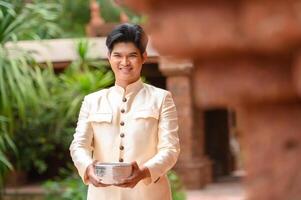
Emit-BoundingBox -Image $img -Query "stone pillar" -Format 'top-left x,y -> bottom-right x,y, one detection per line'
193,57 -> 300,199
85,0 -> 120,37
159,57 -> 212,189
86,0 -> 105,37
238,103 -> 301,200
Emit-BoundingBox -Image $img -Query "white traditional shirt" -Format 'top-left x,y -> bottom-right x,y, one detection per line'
70,78 -> 180,200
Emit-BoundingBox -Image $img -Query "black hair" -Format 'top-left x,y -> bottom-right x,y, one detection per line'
106,23 -> 148,55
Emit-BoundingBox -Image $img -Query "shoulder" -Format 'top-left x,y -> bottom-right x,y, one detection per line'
143,83 -> 170,97
83,88 -> 110,102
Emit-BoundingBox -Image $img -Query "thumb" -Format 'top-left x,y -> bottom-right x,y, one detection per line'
131,161 -> 139,170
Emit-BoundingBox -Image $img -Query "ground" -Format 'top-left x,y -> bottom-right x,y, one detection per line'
187,179 -> 245,200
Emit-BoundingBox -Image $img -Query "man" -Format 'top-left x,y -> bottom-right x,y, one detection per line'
70,23 -> 180,200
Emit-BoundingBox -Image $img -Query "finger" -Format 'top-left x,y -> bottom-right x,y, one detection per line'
114,178 -> 134,186
89,170 -> 112,187
92,161 -> 96,167
114,183 -> 128,187
98,182 -> 112,187
88,171 -> 103,186
115,182 -> 132,188
120,176 -> 135,184
90,178 -> 101,187
90,173 -> 102,183
127,182 -> 137,188
91,178 -> 111,187
95,178 -> 112,187
131,161 -> 139,170
114,180 -> 129,186
90,177 -> 102,187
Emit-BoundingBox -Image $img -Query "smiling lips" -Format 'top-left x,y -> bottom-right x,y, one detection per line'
119,67 -> 133,74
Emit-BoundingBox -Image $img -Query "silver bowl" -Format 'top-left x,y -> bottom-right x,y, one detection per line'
95,162 -> 132,184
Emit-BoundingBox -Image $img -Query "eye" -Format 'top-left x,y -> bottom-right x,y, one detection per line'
129,54 -> 138,58
113,54 -> 121,58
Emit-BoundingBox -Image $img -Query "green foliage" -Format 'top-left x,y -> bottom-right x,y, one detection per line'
101,0 -> 147,24
33,0 -> 146,38
0,116 -> 16,188
168,170 -> 187,200
43,174 -> 87,200
0,0 -> 61,186
0,0 -> 62,42
12,39 -> 114,174
98,0 -> 121,22
44,0 -> 90,38
0,0 -> 62,138
43,170 -> 186,200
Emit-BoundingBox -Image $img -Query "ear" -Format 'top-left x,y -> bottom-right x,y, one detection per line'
142,52 -> 147,64
107,51 -> 112,64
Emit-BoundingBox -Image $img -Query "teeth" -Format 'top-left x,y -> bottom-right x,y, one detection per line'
119,68 -> 132,71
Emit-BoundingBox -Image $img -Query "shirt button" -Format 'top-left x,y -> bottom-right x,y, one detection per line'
120,133 -> 125,138
122,97 -> 127,102
119,146 -> 124,150
121,109 -> 125,113
120,121 -> 125,126
119,158 -> 124,162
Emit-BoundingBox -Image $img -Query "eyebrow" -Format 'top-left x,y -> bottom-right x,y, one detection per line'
112,51 -> 139,55
129,52 -> 138,55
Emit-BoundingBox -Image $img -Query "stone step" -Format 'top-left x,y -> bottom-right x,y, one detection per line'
3,185 -> 45,200
3,194 -> 44,200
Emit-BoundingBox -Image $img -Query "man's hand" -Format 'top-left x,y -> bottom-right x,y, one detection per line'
114,161 -> 151,188
85,161 -> 112,187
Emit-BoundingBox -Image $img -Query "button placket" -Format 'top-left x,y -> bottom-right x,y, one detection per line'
119,140 -> 125,162
119,95 -> 127,163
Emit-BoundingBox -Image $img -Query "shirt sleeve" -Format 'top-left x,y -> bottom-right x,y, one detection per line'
69,96 -> 94,185
142,91 -> 180,185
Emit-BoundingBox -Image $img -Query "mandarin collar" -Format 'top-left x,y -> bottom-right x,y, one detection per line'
113,78 -> 143,96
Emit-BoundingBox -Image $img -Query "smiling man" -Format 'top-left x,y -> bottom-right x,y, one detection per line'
70,23 -> 180,200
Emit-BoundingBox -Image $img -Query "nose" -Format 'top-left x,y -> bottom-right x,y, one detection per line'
121,57 -> 130,66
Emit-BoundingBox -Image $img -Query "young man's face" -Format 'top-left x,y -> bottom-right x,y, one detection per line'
108,42 -> 147,85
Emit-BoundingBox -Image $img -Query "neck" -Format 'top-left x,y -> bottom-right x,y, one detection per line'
115,78 -> 139,89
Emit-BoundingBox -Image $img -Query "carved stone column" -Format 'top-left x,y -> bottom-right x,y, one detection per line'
159,57 -> 212,188
193,56 -> 301,199
86,0 -> 105,37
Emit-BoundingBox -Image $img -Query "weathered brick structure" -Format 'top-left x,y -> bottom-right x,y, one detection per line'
159,58 -> 212,188
120,0 -> 301,199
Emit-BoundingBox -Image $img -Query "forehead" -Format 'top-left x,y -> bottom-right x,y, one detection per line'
111,42 -> 140,54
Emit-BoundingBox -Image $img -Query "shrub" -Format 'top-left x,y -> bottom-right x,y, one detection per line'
12,39 -> 114,175
0,0 -> 61,187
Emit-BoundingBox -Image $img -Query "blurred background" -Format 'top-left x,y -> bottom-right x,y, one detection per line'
0,0 -> 272,199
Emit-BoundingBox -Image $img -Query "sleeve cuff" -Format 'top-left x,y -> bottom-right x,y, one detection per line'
79,160 -> 93,185
141,163 -> 161,186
